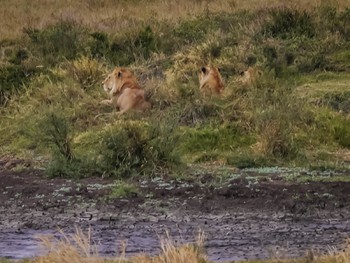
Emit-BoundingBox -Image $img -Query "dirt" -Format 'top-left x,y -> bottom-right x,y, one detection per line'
1,158 -> 350,261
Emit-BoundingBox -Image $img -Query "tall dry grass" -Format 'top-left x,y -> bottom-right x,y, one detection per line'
34,229 -> 206,263
23,229 -> 350,263
0,0 -> 348,39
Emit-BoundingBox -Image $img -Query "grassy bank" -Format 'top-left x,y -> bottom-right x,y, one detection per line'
1,0 -> 350,178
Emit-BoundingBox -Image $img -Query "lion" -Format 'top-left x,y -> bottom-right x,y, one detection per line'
198,65 -> 224,95
101,67 -> 151,115
239,67 -> 263,86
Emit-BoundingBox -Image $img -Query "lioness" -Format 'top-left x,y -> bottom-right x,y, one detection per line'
239,67 -> 262,86
198,65 -> 224,95
101,67 -> 151,115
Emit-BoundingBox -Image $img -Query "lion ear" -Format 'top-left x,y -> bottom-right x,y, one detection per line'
201,67 -> 207,74
117,71 -> 122,78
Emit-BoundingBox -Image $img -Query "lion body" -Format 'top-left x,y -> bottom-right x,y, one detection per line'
101,67 -> 151,114
198,65 -> 224,95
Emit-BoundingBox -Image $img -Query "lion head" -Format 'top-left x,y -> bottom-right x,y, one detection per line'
239,67 -> 263,86
198,65 -> 224,95
102,67 -> 140,97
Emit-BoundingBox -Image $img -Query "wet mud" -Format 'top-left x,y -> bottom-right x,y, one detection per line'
1,162 -> 350,261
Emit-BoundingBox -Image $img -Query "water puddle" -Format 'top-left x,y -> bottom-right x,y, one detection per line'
1,212 -> 349,262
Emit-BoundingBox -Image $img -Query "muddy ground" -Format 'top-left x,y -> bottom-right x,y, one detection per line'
1,158 -> 350,261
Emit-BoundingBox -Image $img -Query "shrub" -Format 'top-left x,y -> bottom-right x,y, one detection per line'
321,91 -> 350,114
89,26 -> 159,65
110,181 -> 139,198
89,32 -> 110,59
9,48 -> 29,65
64,56 -> 105,91
99,119 -> 182,178
179,100 -> 222,126
263,8 -> 315,39
24,21 -> 89,65
244,72 -> 302,159
255,118 -> 297,159
332,117 -> 350,148
320,6 -> 350,40
173,14 -> 216,45
42,113 -> 101,178
0,64 -> 38,105
134,25 -> 157,58
43,113 -> 74,162
181,125 -> 253,153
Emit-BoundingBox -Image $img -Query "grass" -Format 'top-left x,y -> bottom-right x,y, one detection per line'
2,0 -> 350,40
1,0 -> 350,178
2,229 -> 350,263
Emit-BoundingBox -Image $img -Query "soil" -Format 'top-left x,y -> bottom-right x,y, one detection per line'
1,157 -> 350,261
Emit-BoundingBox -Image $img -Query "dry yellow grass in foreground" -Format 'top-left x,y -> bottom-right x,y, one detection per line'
0,0 -> 349,39
19,229 -> 349,263
35,229 -> 207,263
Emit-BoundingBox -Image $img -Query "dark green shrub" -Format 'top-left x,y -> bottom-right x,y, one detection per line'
246,72 -> 302,159
320,7 -> 350,40
338,8 -> 350,40
321,91 -> 350,114
90,26 -> 158,65
174,15 -> 214,44
99,120 -> 181,178
42,113 -> 101,178
134,25 -> 157,58
89,32 -> 110,59
43,113 -> 74,161
107,40 -> 133,65
24,21 -> 88,65
227,154 -> 269,169
181,125 -> 253,153
263,8 -> 315,39
0,65 -> 38,105
333,120 -> 350,148
179,101 -> 221,126
9,49 -> 29,65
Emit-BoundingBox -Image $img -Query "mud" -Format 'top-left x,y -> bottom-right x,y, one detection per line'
1,161 -> 350,261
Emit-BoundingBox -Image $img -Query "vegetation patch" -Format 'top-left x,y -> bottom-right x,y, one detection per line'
1,1 -> 350,178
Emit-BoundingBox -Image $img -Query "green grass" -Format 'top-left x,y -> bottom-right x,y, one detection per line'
109,181 -> 140,198
1,0 -> 350,179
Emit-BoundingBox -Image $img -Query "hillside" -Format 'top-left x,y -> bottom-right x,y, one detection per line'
1,0 -> 350,178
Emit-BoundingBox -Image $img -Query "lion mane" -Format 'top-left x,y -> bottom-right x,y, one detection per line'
101,67 -> 151,114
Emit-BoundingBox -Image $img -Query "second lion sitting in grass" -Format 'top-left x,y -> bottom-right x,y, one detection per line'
101,67 -> 151,115
198,65 -> 225,95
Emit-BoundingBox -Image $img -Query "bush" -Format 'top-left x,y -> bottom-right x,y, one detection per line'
332,117 -> 350,148
244,72 -> 302,159
42,113 -> 102,178
0,64 -> 38,105
110,181 -> 139,198
99,119 -> 181,178
321,91 -> 350,114
181,125 -> 253,153
89,32 -> 110,59
263,8 -> 315,39
173,14 -> 220,45
24,21 -> 89,65
64,56 -> 105,91
134,25 -> 157,58
43,113 -> 74,162
320,6 -> 350,40
90,26 -> 159,65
